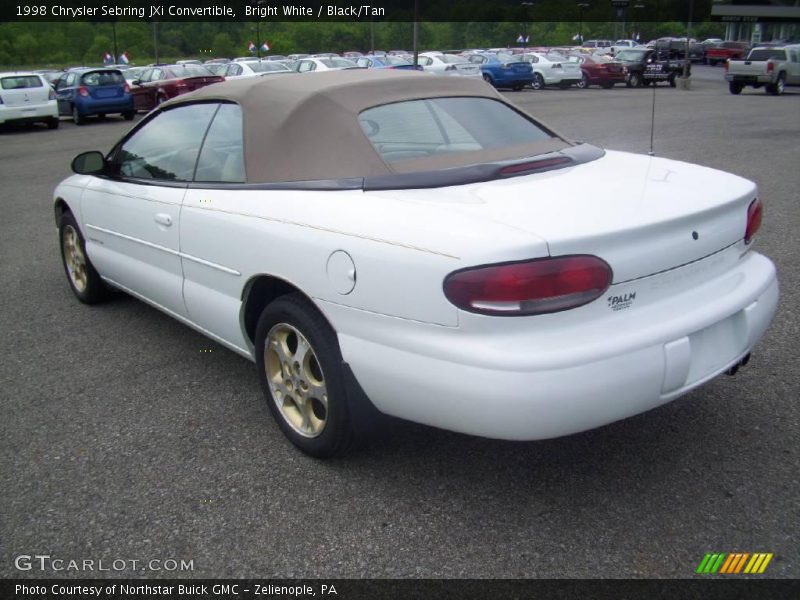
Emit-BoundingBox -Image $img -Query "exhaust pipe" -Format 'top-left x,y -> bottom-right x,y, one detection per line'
726,353 -> 752,376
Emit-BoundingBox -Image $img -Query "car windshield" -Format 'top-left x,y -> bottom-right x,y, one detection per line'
616,49 -> 647,60
385,56 -> 411,66
249,62 -> 291,72
81,71 -> 124,85
359,97 -> 554,168
0,75 -> 43,89
747,48 -> 787,61
167,65 -> 213,78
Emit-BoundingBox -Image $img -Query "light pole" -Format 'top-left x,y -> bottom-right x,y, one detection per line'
111,21 -> 118,64
683,0 -> 694,78
577,3 -> 589,45
153,21 -> 159,64
521,2 -> 535,51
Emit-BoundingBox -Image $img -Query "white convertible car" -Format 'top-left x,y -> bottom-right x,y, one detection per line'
55,70 -> 778,456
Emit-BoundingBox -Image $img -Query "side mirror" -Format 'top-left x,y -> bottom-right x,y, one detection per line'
71,151 -> 106,175
131,79 -> 141,86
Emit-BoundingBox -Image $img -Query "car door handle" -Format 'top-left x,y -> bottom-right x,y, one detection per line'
154,213 -> 172,226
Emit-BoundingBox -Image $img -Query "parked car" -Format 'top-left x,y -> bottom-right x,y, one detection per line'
468,52 -> 534,90
571,54 -> 626,89
706,41 -> 749,66
615,48 -> 687,87
54,68 -> 134,125
416,53 -> 481,77
312,53 -> 341,59
129,65 -> 224,112
519,52 -> 582,89
296,58 -> 359,72
34,69 -> 65,87
204,58 -> 231,64
0,72 -> 59,129
176,59 -> 202,66
343,51 -> 364,58
54,70 -> 778,457
355,56 -> 420,70
122,66 -> 146,85
725,44 -> 800,95
287,54 -> 311,61
582,39 -> 613,49
223,60 -> 293,79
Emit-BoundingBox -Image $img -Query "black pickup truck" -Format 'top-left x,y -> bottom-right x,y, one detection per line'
615,47 -> 689,87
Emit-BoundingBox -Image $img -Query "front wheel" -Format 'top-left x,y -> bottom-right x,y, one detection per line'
627,72 -> 642,88
59,212 -> 110,304
577,72 -> 589,89
729,81 -> 743,95
255,294 -> 355,457
531,73 -> 545,90
767,74 -> 785,96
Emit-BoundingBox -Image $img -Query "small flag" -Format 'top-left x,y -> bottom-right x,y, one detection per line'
118,51 -> 129,65
103,52 -> 113,65
248,41 -> 256,54
516,34 -> 525,44
261,41 -> 270,52
573,33 -> 582,42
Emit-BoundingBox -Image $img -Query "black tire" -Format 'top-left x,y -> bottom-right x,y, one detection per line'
155,94 -> 166,106
767,74 -> 785,96
72,106 -> 85,125
255,293 -> 355,458
531,73 -> 545,90
627,72 -> 642,88
482,73 -> 494,86
122,110 -> 135,121
668,74 -> 677,87
59,211 -> 110,304
577,72 -> 589,89
47,118 -> 59,129
729,81 -> 743,95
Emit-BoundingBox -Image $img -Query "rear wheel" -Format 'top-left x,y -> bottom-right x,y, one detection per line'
482,73 -> 494,86
71,106 -> 84,125
255,294 -> 355,457
729,81 -> 743,95
59,212 -> 110,304
577,72 -> 589,89
767,74 -> 785,96
627,72 -> 642,88
668,74 -> 677,87
531,73 -> 545,90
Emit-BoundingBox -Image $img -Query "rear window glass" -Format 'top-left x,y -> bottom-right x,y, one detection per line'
81,71 -> 124,86
747,49 -> 787,61
1,75 -> 43,89
249,61 -> 290,72
359,97 -> 553,164
166,65 -> 213,78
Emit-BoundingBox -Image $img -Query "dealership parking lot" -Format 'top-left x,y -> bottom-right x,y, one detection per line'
1,65 -> 798,578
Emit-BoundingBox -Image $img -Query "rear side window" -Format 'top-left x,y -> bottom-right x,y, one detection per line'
194,104 -> 246,183
1,75 -> 43,89
359,97 -> 553,164
747,49 -> 787,61
115,103 -> 218,181
81,71 -> 125,86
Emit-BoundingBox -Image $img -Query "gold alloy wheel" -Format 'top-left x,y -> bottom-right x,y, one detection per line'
265,323 -> 328,438
62,224 -> 88,292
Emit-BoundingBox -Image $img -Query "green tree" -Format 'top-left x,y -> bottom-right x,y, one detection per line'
211,32 -> 236,58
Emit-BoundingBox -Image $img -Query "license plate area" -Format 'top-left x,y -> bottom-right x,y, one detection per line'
685,311 -> 747,385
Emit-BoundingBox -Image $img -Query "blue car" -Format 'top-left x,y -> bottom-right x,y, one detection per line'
468,53 -> 534,90
355,55 -> 422,71
55,68 -> 135,125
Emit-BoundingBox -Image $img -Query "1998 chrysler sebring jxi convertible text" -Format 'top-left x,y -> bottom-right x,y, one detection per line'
54,70 -> 779,457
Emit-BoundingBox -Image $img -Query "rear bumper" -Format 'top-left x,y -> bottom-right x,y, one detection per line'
326,251 -> 778,441
0,102 -> 58,124
76,97 -> 134,115
726,74 -> 772,85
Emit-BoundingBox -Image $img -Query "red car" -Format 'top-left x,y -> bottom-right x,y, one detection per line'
573,55 -> 626,89
705,41 -> 749,66
130,64 -> 224,111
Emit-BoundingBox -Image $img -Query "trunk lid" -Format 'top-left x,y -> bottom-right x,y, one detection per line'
0,74 -> 50,106
378,150 -> 756,283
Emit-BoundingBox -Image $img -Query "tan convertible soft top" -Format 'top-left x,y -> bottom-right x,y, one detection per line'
162,69 -> 569,183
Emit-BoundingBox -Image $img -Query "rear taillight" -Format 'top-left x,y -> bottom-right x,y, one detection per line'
766,61 -> 774,73
123,83 -> 130,93
443,255 -> 612,316
745,198 -> 762,245
724,59 -> 730,72
78,86 -> 89,97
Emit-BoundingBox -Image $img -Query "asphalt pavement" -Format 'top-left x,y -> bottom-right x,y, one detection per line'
1,65 -> 798,579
